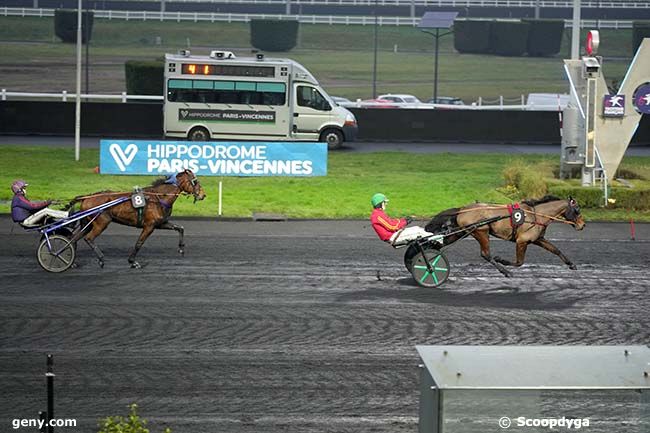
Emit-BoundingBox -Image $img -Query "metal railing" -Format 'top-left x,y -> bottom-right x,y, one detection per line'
1,89 -> 164,102
0,7 -> 639,27
24,0 -> 650,7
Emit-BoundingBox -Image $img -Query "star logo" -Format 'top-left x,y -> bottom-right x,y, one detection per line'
608,95 -> 623,107
643,94 -> 650,106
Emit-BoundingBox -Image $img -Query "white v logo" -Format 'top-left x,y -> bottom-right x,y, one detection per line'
109,143 -> 138,172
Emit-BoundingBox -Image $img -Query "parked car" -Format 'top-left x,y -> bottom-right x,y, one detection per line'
330,96 -> 354,107
377,94 -> 423,106
359,98 -> 400,109
426,97 -> 465,106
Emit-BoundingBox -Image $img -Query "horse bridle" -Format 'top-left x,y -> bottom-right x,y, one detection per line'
179,170 -> 202,202
563,198 -> 581,223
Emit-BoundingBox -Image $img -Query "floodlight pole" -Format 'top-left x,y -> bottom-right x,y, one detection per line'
571,0 -> 581,59
74,0 -> 82,161
372,0 -> 378,98
422,29 -> 452,103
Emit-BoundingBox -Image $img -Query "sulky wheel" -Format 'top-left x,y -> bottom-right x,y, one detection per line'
410,248 -> 450,288
37,234 -> 76,273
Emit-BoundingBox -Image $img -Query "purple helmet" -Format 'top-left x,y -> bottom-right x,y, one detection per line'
11,180 -> 28,194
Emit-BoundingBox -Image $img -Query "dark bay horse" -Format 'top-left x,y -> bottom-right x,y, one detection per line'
66,169 -> 206,268
425,196 -> 586,277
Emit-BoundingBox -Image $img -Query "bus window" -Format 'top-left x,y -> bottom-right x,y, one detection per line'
297,86 -> 331,111
167,79 -> 286,106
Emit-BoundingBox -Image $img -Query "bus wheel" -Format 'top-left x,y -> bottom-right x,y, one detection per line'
188,126 -> 210,141
320,128 -> 344,150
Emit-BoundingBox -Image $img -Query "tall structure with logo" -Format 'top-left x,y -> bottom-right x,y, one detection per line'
561,34 -> 650,185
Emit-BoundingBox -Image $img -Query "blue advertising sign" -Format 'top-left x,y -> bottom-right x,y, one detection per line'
100,140 -> 327,176
633,83 -> 650,115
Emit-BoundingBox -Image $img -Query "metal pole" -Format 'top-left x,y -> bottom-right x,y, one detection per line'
534,0 -> 540,19
84,0 -> 89,95
46,354 -> 54,433
372,0 -> 378,98
75,1 -> 82,161
433,28 -> 439,103
571,0 -> 581,59
285,0 -> 290,15
161,0 -> 165,13
218,181 -> 222,216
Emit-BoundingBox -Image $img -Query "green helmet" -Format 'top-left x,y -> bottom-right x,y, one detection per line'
371,193 -> 388,208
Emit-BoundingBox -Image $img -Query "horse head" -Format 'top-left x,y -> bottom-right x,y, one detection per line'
564,196 -> 585,231
177,169 -> 206,202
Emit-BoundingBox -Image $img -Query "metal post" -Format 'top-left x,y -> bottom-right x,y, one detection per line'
372,0 -> 378,98
218,181 -> 223,216
571,0 -> 581,59
46,354 -> 54,433
75,1 -> 82,161
84,0 -> 89,95
285,0 -> 290,15
161,0 -> 165,13
534,0 -> 540,19
433,28 -> 440,103
410,0 -> 414,19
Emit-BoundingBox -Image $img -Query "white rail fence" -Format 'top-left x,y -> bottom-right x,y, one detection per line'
1,90 -> 566,111
13,0 -> 650,7
0,7 -> 639,27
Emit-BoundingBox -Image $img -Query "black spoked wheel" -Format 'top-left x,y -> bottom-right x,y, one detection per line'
404,244 -> 418,272
188,126 -> 210,141
410,248 -> 450,288
37,234 -> 76,273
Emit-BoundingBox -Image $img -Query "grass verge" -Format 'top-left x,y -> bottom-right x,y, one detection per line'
1,146 -> 649,221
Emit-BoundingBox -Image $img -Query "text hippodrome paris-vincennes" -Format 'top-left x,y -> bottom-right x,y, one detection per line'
146,144 -> 314,175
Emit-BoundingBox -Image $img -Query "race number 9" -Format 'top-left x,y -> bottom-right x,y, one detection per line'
512,209 -> 525,226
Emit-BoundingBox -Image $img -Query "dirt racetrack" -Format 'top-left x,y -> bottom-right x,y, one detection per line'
1,218 -> 649,433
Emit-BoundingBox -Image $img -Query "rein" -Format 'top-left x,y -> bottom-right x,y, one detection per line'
450,203 -> 577,227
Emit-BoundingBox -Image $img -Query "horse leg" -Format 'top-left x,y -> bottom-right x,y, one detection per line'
533,238 -> 577,270
494,242 -> 529,267
159,221 -> 185,255
472,230 -> 513,277
83,214 -> 111,268
128,225 -> 155,269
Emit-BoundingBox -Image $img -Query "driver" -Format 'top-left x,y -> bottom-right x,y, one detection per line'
11,180 -> 68,227
370,193 -> 434,245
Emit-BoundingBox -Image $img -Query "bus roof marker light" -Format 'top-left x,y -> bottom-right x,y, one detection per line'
256,53 -> 265,61
210,50 -> 236,60
178,49 -> 191,57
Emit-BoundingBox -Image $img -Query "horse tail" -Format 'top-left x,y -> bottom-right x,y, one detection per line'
425,207 -> 460,243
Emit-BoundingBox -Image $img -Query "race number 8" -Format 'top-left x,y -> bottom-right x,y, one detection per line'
132,193 -> 146,208
512,209 -> 525,225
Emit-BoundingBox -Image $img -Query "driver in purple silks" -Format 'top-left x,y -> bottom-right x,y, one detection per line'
11,180 -> 68,227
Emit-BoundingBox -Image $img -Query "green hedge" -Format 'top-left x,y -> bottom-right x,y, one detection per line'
453,19 -> 492,54
633,21 -> 650,54
54,9 -> 93,44
250,19 -> 299,52
124,60 -> 164,96
522,19 -> 564,57
548,185 -> 650,210
489,20 -> 530,56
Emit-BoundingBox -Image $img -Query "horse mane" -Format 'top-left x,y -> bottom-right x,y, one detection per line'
521,195 -> 561,207
150,177 -> 170,187
425,207 -> 460,234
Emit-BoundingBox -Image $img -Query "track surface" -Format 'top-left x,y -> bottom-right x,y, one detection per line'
1,218 -> 649,433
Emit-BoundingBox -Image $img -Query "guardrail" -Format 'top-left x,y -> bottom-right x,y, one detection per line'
0,90 -> 163,102
1,90 -> 567,111
20,0 -> 650,7
0,7 -> 638,27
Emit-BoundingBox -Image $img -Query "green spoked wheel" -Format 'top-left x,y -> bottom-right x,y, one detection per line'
37,234 -> 76,273
410,248 -> 450,288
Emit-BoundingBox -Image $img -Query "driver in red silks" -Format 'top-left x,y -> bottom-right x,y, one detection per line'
370,193 -> 433,245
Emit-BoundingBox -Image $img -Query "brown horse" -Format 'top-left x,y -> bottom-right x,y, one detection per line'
66,169 -> 206,268
425,196 -> 586,277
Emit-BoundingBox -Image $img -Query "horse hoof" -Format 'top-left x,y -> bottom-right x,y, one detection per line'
569,263 -> 577,270
178,248 -> 184,256
503,271 -> 513,278
130,262 -> 141,269
98,260 -> 104,269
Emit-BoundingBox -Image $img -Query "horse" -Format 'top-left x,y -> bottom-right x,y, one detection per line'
65,169 -> 206,268
425,196 -> 586,277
